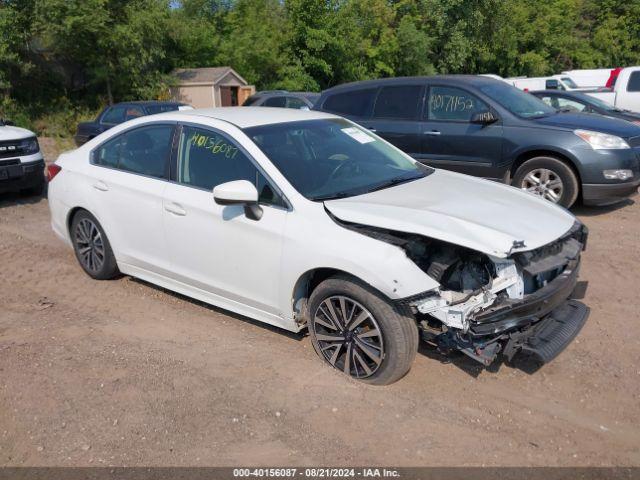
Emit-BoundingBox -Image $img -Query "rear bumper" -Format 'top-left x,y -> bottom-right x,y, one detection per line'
0,159 -> 45,193
582,178 -> 640,206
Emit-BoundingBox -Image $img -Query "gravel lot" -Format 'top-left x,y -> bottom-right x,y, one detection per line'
1,142 -> 639,466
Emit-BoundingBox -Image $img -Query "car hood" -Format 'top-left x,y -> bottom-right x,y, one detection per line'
0,125 -> 36,141
325,170 -> 576,258
532,112 -> 640,137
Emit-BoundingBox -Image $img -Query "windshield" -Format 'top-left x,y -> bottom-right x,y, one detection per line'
561,77 -> 579,89
572,92 -> 616,111
480,83 -> 557,118
244,118 -> 431,201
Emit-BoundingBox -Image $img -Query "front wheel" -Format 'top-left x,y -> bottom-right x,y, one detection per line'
512,156 -> 579,208
307,275 -> 419,385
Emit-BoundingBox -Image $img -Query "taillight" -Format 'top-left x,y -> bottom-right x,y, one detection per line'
46,164 -> 62,182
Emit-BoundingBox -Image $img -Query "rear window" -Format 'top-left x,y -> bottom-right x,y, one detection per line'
322,88 -> 377,117
373,86 -> 423,120
242,95 -> 261,106
627,72 -> 640,92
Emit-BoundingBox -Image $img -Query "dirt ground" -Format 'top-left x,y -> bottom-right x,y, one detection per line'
0,141 -> 639,467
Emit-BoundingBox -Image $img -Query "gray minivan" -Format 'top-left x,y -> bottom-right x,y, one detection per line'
314,76 -> 640,207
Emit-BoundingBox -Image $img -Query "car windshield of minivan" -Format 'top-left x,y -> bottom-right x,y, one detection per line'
480,84 -> 557,118
245,118 -> 431,201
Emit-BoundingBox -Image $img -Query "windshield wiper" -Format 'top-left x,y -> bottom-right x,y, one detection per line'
362,174 -> 423,194
310,191 -> 355,201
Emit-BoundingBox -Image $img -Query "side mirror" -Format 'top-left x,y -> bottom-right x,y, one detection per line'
213,180 -> 263,220
1,118 -> 15,126
545,79 -> 560,90
470,111 -> 497,124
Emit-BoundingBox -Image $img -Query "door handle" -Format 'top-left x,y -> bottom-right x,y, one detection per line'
92,181 -> 109,191
164,202 -> 187,216
423,130 -> 441,136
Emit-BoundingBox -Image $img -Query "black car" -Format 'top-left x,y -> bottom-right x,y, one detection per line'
314,76 -> 640,207
531,90 -> 640,124
74,101 -> 191,146
242,91 -> 320,109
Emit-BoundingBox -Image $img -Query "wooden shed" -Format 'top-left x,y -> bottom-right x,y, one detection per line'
170,67 -> 255,108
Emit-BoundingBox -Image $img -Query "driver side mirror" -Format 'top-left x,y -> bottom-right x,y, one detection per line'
213,180 -> 263,221
470,111 -> 497,125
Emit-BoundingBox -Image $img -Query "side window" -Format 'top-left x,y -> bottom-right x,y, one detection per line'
94,136 -> 122,169
538,96 -> 558,109
322,88 -> 377,117
627,71 -> 640,92
263,96 -> 287,108
92,124 -> 173,179
124,106 -> 145,121
427,86 -> 489,122
177,126 -> 286,207
556,97 -> 587,112
373,85 -> 423,120
101,106 -> 127,125
286,97 -> 308,109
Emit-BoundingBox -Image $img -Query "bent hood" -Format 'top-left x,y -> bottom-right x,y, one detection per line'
325,169 -> 576,258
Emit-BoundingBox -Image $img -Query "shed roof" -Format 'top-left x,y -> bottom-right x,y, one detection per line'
172,67 -> 247,85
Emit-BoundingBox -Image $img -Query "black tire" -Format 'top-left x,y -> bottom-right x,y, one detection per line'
512,156 -> 579,208
307,275 -> 419,385
70,210 -> 119,280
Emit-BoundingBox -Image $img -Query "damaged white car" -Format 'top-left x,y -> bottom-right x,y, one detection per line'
48,108 -> 589,385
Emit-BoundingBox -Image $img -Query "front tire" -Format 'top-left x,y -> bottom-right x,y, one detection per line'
512,156 -> 579,208
307,275 -> 419,385
70,210 -> 119,280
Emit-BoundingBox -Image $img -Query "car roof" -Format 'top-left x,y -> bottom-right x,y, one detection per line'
171,106 -> 338,128
321,75 -> 500,94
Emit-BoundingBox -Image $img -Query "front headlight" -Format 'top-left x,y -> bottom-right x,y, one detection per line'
574,129 -> 630,150
20,137 -> 40,155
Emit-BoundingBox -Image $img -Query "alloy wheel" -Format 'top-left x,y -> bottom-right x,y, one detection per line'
520,168 -> 564,203
312,296 -> 384,379
75,218 -> 105,273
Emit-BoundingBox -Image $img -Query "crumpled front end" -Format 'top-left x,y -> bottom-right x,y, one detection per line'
407,221 -> 589,365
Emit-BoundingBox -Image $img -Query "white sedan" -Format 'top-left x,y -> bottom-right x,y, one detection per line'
48,107 -> 589,385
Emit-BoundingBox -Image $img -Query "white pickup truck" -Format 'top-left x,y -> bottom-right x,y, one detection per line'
586,66 -> 640,113
0,119 -> 45,196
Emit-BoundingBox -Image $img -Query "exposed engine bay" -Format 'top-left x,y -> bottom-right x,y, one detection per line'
336,216 -> 589,365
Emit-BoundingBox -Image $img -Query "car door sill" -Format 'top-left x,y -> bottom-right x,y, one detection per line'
118,262 -> 300,333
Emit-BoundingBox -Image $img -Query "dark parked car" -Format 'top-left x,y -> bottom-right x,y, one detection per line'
314,75 -> 640,207
531,90 -> 640,124
242,91 -> 320,109
74,101 -> 191,146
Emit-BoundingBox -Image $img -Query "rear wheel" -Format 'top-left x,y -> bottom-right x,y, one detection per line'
307,275 -> 419,385
70,210 -> 119,280
512,156 -> 579,208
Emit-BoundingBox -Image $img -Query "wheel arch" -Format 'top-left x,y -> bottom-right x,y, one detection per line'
510,149 -> 583,190
291,268 -> 379,326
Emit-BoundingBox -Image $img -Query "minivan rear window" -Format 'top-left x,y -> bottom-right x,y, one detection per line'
322,88 -> 377,117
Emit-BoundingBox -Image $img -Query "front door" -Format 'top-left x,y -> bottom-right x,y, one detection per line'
420,85 -> 504,179
162,124 -> 288,316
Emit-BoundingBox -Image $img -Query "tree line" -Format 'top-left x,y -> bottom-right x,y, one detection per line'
1,0 -> 639,134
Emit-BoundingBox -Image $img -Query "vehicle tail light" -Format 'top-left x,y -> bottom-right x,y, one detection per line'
46,164 -> 62,182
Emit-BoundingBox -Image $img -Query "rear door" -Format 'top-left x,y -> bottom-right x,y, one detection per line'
87,123 -> 175,273
420,85 -> 504,179
358,84 -> 425,159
